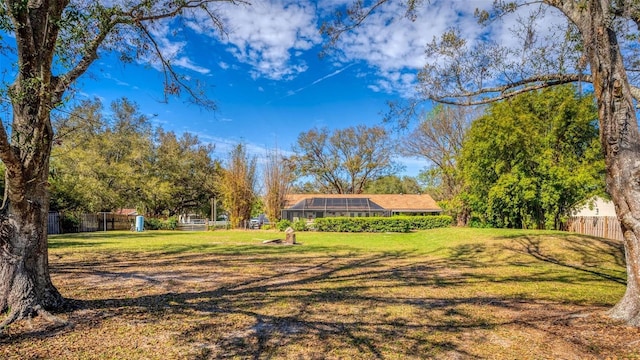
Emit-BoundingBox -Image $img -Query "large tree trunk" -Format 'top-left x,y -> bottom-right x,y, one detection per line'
0,0 -> 69,330
575,0 -> 640,326
0,92 -> 65,329
0,182 -> 64,327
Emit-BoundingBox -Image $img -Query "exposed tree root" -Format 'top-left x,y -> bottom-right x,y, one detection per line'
0,308 -> 21,333
0,304 -> 68,334
609,305 -> 640,327
34,305 -> 68,327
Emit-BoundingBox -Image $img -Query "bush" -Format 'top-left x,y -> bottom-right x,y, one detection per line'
276,219 -> 292,231
144,216 -> 179,230
313,215 -> 453,233
398,215 -> 453,230
60,213 -> 80,233
314,217 -> 410,233
163,216 -> 178,230
144,217 -> 163,230
292,219 -> 308,232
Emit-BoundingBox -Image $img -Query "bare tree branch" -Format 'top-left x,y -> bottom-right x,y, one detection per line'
426,73 -> 593,106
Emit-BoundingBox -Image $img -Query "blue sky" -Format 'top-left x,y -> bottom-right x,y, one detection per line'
3,0 -> 549,176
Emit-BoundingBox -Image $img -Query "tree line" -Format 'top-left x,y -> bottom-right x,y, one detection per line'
49,98 -> 219,217
35,84 -> 604,235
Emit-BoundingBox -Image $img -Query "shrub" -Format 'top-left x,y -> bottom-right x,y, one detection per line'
314,215 -> 452,233
292,219 -> 308,232
163,216 -> 178,230
60,213 -> 80,233
144,217 -> 163,230
276,219 -> 292,231
314,217 -> 410,233
399,215 -> 453,230
144,217 -> 179,230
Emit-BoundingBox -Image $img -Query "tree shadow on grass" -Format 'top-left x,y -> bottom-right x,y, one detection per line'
62,253 -> 504,359
502,234 -> 626,285
2,235 -> 632,359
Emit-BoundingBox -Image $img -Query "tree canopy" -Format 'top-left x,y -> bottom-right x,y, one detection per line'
460,85 -> 604,229
364,175 -> 422,195
291,125 -> 399,194
50,98 -> 219,216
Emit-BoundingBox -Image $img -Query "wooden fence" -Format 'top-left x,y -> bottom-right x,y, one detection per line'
48,212 -> 60,235
564,216 -> 624,241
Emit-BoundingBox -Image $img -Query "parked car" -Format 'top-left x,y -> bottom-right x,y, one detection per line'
249,218 -> 261,229
249,215 -> 270,229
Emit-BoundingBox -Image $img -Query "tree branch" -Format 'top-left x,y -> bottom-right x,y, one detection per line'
56,1 -> 248,108
426,73 -> 593,106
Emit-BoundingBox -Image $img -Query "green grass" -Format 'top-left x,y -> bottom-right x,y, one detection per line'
3,228 -> 635,359
49,227 -> 547,253
48,228 -> 626,305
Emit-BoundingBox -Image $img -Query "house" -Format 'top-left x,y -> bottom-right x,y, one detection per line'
572,196 -> 616,217
281,193 -> 442,222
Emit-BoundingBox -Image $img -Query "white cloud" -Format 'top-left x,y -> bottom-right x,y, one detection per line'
326,1 -> 492,97
102,72 -> 131,87
143,20 -> 211,75
177,0 -> 568,98
173,57 -> 210,74
190,0 -> 321,81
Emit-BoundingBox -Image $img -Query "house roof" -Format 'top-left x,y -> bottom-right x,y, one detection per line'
283,194 -> 442,212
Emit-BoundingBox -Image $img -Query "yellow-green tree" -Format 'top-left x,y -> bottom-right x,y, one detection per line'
263,149 -> 293,223
220,144 -> 257,229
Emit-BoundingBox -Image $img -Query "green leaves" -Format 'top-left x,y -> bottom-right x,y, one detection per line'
291,125 -> 398,194
460,85 -> 604,229
50,97 -> 218,215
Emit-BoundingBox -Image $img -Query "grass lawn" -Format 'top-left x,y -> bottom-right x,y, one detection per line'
2,228 -> 639,359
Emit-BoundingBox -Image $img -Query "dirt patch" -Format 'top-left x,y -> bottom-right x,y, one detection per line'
1,250 -> 639,359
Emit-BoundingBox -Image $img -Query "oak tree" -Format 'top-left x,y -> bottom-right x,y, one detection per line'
363,174 -> 422,195
291,125 -> 399,194
327,0 -> 640,326
0,0 -> 246,329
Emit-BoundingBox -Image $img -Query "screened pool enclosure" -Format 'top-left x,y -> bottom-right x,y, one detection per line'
282,197 -> 389,221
